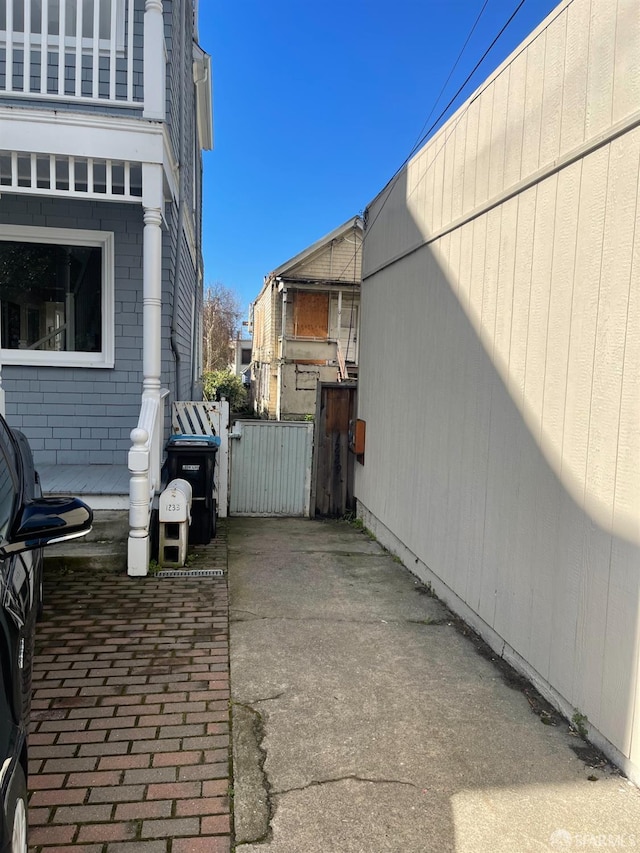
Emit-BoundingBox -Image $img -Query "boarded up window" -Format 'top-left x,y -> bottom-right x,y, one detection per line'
292,292 -> 329,338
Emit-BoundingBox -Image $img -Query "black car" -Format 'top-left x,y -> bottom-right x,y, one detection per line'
0,415 -> 92,852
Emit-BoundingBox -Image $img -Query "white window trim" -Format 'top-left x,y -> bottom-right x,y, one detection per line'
0,224 -> 115,368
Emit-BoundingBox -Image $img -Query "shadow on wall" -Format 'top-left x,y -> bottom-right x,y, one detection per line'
357,165 -> 640,782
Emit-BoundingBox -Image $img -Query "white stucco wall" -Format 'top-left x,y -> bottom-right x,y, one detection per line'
357,0 -> 640,781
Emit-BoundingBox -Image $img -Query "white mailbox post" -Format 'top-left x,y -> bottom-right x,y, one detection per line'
158,478 -> 192,567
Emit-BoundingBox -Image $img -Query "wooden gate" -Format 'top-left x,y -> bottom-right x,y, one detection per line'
311,383 -> 357,517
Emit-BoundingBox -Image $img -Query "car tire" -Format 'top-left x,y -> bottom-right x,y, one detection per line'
6,762 -> 28,853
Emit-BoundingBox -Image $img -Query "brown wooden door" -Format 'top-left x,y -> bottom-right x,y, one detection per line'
312,383 -> 357,517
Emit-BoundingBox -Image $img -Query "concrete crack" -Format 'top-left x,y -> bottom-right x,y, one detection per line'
232,613 -> 449,626
274,774 -> 421,796
230,608 -> 268,621
231,701 -> 274,845
251,691 -> 285,704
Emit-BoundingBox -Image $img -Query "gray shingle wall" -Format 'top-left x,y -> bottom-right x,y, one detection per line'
162,0 -> 201,405
162,199 -> 201,405
163,0 -> 197,218
0,195 -> 145,466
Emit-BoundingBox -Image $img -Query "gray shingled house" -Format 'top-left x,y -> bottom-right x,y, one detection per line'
0,0 -> 212,573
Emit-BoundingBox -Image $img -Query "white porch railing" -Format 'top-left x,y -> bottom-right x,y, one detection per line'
0,152 -> 143,200
1,0 -> 140,105
127,388 -> 168,576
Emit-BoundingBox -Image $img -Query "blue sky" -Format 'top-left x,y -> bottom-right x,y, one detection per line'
198,0 -> 559,317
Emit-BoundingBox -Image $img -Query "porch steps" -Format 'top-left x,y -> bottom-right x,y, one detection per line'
346,364 -> 359,380
44,511 -> 229,576
38,463 -> 130,511
44,509 -> 129,574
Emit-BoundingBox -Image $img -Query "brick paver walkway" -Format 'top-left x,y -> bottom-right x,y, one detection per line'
28,532 -> 231,853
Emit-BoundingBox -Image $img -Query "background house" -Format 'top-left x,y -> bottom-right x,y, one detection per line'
0,0 -> 212,573
356,0 -> 640,783
250,216 -> 362,420
229,333 -> 252,386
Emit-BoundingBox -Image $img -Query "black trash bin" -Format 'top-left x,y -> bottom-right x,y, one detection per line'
165,434 -> 220,544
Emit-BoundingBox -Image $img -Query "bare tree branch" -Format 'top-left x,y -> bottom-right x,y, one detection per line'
202,281 -> 243,372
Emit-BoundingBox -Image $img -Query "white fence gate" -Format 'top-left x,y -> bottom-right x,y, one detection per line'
229,421 -> 314,516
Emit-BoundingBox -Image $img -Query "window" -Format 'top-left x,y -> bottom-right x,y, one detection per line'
292,292 -> 329,338
0,225 -> 114,368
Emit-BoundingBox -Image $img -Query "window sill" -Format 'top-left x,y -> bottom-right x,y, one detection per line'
1,351 -> 114,369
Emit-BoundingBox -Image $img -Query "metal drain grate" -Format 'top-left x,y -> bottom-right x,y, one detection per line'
156,569 -> 225,578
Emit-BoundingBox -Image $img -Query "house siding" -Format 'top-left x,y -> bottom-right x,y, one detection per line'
357,0 -> 640,781
162,0 -> 201,406
172,216 -> 200,400
252,283 -> 278,417
290,232 -> 362,284
164,0 -> 198,220
0,195 -> 144,465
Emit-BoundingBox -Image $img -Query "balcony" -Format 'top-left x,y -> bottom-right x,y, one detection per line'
278,336 -> 336,363
0,0 -> 168,202
0,0 -> 167,111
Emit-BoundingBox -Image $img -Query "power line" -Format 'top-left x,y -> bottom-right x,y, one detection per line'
364,0 -> 528,244
404,0 -> 491,165
301,0 -> 544,294
331,0 -> 511,286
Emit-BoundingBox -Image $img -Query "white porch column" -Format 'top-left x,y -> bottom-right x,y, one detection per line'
128,426 -> 151,576
141,162 -> 164,400
142,205 -> 163,399
128,166 -> 164,576
143,0 -> 166,120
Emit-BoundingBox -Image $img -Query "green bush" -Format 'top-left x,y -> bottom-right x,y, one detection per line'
203,370 -> 247,411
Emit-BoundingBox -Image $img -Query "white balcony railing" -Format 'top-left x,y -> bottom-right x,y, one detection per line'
0,151 -> 144,200
1,0 -> 141,105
